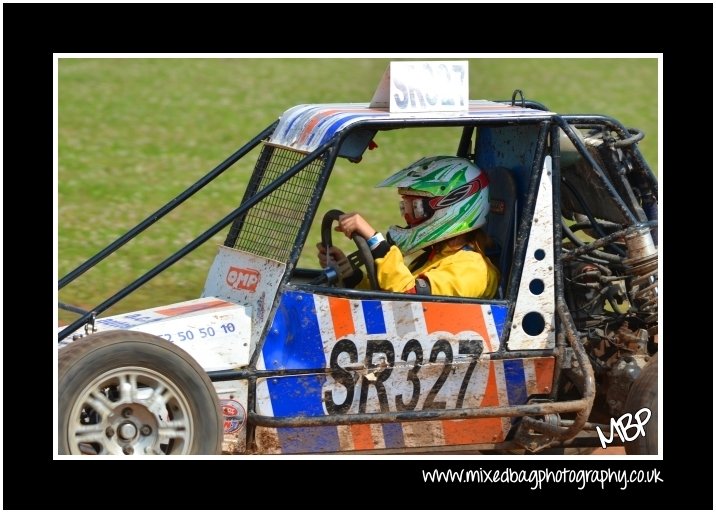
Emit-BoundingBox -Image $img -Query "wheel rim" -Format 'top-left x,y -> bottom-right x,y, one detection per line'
66,366 -> 194,455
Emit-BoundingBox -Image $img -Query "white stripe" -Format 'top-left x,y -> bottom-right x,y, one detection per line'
356,379 -> 384,415
313,294 -> 336,351
430,421 -> 446,446
471,356 -> 493,408
482,305 -> 500,353
382,300 -> 397,339
254,353 -> 275,416
254,379 -> 274,416
493,360 -> 510,407
492,360 -> 513,437
369,423 -> 386,449
400,422 -> 418,448
402,421 -> 445,448
351,299 -> 367,334
317,296 -> 358,416
256,347 -> 266,371
410,301 -> 428,334
337,425 -> 355,452
523,358 -> 538,396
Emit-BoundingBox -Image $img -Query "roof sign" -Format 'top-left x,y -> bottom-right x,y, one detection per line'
369,61 -> 469,113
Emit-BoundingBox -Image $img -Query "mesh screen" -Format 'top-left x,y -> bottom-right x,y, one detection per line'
230,144 -> 325,262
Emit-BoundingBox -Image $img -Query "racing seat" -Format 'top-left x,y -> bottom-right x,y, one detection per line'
484,167 -> 518,299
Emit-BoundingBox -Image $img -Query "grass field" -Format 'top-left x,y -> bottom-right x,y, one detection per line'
57,57 -> 658,324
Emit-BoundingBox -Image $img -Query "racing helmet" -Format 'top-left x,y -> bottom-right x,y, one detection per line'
377,156 -> 490,255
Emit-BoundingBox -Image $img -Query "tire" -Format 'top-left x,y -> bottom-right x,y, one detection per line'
58,330 -> 223,455
623,354 -> 658,455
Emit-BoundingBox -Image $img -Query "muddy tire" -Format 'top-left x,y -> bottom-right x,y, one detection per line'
623,354 -> 658,455
58,330 -> 223,455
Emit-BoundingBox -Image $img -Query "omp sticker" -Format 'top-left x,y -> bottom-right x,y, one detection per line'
226,266 -> 260,292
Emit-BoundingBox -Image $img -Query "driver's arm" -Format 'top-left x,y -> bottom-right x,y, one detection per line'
374,244 -> 418,292
330,212 -> 425,292
316,243 -> 361,286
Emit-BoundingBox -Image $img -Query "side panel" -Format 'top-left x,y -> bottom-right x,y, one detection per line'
476,124 -> 541,202
507,156 -> 556,350
58,296 -> 252,371
253,291 -> 555,454
203,245 -> 286,354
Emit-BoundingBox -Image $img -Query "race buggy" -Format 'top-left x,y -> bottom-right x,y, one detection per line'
57,61 -> 659,456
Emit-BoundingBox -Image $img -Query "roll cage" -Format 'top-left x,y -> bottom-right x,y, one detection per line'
59,99 -> 653,340
58,96 -> 657,451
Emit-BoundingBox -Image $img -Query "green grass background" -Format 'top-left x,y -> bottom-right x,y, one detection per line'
58,57 -> 658,324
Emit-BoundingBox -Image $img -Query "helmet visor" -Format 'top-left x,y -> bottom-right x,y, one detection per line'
399,194 -> 432,227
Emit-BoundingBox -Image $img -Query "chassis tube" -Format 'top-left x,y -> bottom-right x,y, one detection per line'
518,300 -> 596,441
249,397 -> 592,428
555,116 -> 638,224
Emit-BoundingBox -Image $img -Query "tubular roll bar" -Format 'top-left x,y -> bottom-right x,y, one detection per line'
58,122 -> 278,290
58,129 -> 334,341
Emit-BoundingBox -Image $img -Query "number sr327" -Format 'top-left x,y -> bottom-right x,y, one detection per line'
323,337 -> 483,415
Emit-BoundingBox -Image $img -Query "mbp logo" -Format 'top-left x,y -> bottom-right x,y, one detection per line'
596,407 -> 652,449
226,266 -> 260,292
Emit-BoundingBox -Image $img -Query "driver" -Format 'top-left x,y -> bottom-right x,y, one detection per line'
317,156 -> 499,298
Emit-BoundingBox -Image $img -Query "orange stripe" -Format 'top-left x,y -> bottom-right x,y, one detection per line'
533,357 -> 555,394
440,360 -> 507,444
296,107 -> 378,146
155,299 -> 232,317
480,361 -> 500,407
328,296 -> 355,339
351,424 -> 374,450
441,418 -> 505,445
423,303 -> 489,342
296,109 -> 341,146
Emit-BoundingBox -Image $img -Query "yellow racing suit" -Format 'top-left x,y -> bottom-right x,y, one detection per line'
351,238 -> 500,299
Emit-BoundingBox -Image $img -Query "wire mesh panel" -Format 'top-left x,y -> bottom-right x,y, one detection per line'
227,143 -> 325,263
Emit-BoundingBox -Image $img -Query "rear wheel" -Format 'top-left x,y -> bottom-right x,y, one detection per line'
58,330 -> 223,455
623,354 -> 658,455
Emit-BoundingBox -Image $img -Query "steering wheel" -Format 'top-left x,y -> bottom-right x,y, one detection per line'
321,209 -> 378,289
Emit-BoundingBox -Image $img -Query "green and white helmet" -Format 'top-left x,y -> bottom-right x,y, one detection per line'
377,156 -> 490,255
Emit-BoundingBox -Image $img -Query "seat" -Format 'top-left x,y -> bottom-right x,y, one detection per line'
484,167 -> 518,299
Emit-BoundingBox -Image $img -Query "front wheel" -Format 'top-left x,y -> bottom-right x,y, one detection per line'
58,330 -> 223,455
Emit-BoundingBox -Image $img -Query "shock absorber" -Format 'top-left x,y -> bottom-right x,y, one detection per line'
623,225 -> 658,323
632,172 -> 658,245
